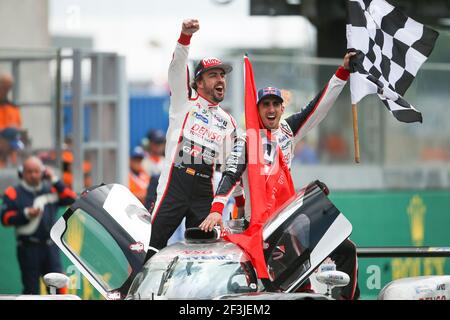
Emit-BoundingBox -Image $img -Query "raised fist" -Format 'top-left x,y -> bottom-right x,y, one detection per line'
343,51 -> 357,71
182,19 -> 200,36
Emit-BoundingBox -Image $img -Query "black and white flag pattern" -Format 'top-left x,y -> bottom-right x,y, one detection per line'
346,0 -> 439,123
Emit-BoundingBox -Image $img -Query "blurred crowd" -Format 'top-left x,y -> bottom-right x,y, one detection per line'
128,129 -> 166,211
127,128 -> 189,244
0,73 -> 26,168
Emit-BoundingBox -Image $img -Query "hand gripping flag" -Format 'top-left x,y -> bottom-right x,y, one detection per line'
346,0 -> 439,123
224,56 -> 295,279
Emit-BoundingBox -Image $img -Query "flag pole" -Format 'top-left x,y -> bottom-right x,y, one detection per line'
352,103 -> 360,163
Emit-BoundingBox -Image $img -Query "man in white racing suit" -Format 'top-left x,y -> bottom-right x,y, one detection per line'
200,53 -> 360,299
145,19 -> 239,262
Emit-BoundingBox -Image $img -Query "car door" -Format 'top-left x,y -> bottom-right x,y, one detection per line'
261,181 -> 352,292
50,183 -> 151,299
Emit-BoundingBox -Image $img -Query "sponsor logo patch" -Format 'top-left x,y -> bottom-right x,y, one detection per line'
186,168 -> 196,176
129,242 -> 145,253
278,134 -> 289,143
202,58 -> 222,68
190,124 -> 223,143
192,111 -> 209,124
182,142 -> 216,164
107,291 -> 122,300
437,284 -> 446,291
213,114 -> 228,130
215,122 -> 227,130
280,122 -> 293,136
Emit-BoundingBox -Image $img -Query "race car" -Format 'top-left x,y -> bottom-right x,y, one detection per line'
50,181 -> 353,300
378,275 -> 450,300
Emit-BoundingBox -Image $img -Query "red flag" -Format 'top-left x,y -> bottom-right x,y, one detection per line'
225,56 -> 295,279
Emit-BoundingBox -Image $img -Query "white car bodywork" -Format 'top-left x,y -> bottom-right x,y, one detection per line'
379,275 -> 450,300
50,182 -> 353,300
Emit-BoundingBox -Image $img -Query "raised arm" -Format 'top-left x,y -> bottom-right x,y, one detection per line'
168,19 -> 200,117
285,52 -> 355,144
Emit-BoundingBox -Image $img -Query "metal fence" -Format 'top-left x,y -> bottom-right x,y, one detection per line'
0,48 -> 129,193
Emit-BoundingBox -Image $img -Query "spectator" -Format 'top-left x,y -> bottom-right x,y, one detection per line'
0,73 -> 24,167
60,136 -> 92,190
0,73 -> 21,130
321,130 -> 349,163
129,146 -> 150,205
142,129 -> 166,177
62,149 -> 74,188
420,143 -> 450,163
0,156 -> 76,294
0,127 -> 24,167
82,160 -> 93,189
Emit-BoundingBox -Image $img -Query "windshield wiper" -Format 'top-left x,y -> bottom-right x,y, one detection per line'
157,255 -> 179,296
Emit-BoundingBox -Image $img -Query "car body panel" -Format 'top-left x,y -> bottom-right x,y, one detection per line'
51,184 -> 151,299
262,184 -> 352,292
214,292 -> 332,300
379,275 -> 450,300
127,240 -> 259,299
51,182 -> 352,300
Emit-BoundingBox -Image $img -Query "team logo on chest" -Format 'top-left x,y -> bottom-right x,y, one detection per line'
189,123 -> 223,144
181,141 -> 216,164
213,113 -> 228,130
280,122 -> 293,137
192,111 -> 209,124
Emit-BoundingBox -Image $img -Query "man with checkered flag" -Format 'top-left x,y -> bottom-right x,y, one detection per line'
346,0 -> 439,123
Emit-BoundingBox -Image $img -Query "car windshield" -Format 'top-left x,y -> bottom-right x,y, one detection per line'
128,256 -> 257,299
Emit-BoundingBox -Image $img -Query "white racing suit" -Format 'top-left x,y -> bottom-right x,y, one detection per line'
147,33 -> 238,258
210,66 -> 360,299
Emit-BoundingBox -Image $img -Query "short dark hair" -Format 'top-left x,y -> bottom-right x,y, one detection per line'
191,75 -> 202,91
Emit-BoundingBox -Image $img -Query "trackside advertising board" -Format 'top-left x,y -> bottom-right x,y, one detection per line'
1,190 -> 449,299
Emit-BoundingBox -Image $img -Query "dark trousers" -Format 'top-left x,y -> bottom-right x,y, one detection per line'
146,166 -> 213,262
17,241 -> 63,294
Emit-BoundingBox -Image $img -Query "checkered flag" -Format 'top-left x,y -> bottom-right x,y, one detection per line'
346,0 -> 439,123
